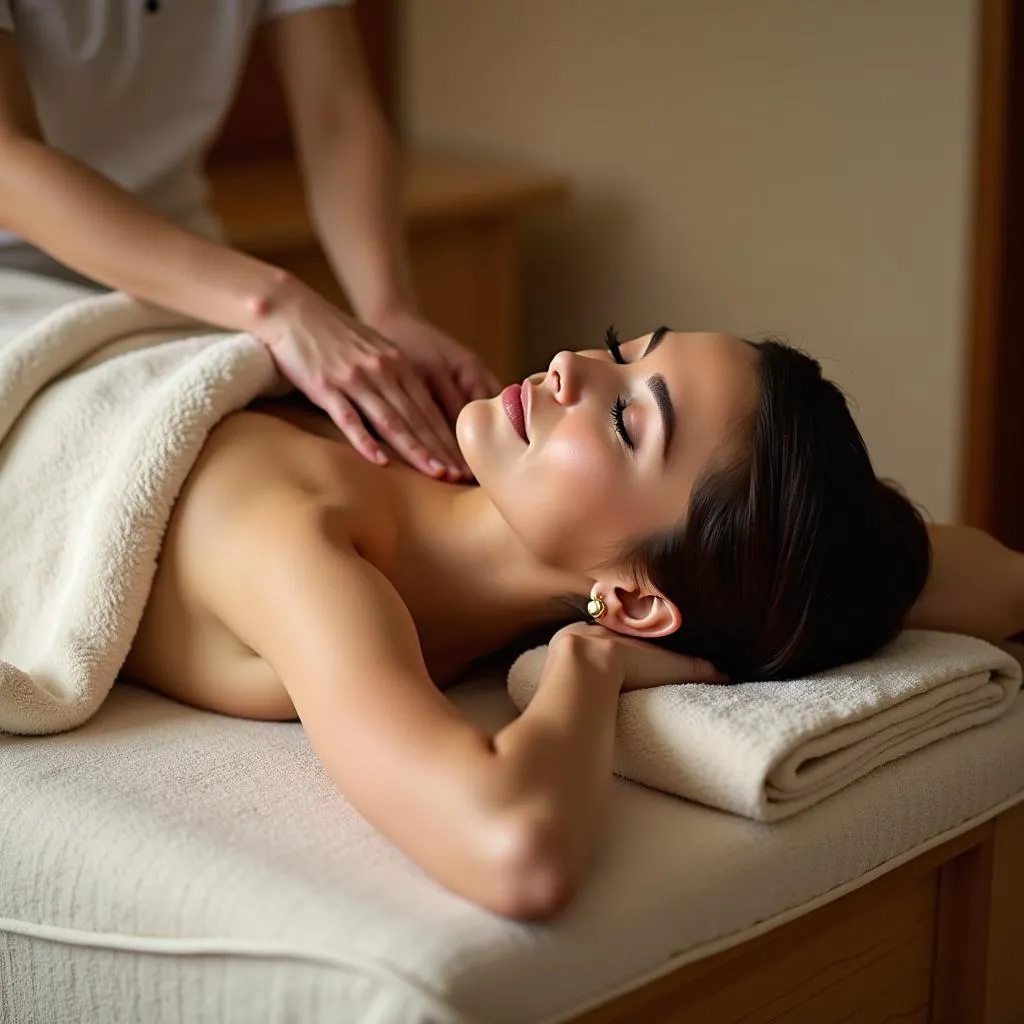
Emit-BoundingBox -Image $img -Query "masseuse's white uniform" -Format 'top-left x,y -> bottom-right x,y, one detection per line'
0,0 -> 348,285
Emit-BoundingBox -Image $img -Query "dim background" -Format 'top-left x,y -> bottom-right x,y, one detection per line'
403,0 -> 975,523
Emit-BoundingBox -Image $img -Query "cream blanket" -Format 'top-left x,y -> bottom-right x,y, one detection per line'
508,630 -> 1023,821
0,285 -> 276,735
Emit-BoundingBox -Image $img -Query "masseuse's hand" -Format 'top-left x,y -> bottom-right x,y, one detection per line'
550,622 -> 728,690
372,307 -> 502,422
264,280 -> 471,480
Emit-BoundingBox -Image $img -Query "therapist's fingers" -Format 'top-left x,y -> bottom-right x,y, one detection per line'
339,359 -> 466,478
315,387 -> 390,468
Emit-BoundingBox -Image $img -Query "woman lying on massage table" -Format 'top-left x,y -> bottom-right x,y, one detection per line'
124,327 -> 1024,919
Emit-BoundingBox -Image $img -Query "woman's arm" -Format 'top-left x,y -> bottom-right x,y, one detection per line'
200,498 -> 627,920
907,524 -> 1024,641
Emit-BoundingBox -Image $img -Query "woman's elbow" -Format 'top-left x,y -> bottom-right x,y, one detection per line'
474,814 -> 580,921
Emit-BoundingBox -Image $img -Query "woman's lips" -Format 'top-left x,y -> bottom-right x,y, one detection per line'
501,383 -> 528,443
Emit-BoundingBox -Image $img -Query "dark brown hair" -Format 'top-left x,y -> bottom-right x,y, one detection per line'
624,339 -> 931,680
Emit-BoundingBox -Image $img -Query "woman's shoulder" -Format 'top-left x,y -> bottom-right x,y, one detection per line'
172,404 -> 397,583
201,402 -> 389,513
151,408 -> 396,646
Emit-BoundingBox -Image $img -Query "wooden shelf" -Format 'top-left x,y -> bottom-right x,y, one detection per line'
208,153 -> 568,255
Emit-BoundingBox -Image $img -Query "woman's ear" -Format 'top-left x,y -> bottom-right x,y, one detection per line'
588,578 -> 682,639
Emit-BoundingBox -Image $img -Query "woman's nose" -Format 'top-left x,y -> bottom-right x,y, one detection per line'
547,350 -> 582,405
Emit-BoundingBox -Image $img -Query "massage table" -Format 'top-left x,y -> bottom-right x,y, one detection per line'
3,652 -> 1023,1023
1,273 -> 1023,1022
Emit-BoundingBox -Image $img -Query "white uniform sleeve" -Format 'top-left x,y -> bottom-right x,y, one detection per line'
262,0 -> 351,20
0,2 -> 14,33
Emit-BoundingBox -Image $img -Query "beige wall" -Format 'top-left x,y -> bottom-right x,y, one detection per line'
403,0 -> 976,521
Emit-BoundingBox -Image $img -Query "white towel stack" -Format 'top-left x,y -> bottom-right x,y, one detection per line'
508,630 -> 1022,820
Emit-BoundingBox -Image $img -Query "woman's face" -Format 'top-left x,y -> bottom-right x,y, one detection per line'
457,330 -> 760,571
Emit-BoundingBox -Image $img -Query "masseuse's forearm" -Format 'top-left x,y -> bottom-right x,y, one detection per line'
301,102 -> 418,327
0,137 -> 293,339
483,638 -> 622,909
907,524 -> 1024,640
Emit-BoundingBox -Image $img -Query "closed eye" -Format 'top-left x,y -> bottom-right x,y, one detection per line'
604,326 -> 672,457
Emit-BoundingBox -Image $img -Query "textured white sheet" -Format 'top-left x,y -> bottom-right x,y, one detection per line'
2,667 -> 1023,1024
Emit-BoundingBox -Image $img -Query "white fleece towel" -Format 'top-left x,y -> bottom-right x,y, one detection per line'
0,288 -> 277,735
508,630 -> 1023,821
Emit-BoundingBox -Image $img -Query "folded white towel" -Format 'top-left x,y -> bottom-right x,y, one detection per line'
508,630 -> 1022,821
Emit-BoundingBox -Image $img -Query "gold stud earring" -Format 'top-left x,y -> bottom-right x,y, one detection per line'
587,593 -> 607,621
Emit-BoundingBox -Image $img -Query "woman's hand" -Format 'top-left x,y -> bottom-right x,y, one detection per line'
262,280 -> 473,480
549,622 -> 728,691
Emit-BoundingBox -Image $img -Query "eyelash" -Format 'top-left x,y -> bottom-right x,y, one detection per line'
604,325 -> 626,365
610,395 -> 634,451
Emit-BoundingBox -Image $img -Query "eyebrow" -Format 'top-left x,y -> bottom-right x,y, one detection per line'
647,373 -> 675,463
642,325 -> 671,359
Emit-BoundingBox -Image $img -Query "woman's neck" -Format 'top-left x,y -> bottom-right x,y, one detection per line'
382,468 -> 588,674
251,398 -> 587,675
